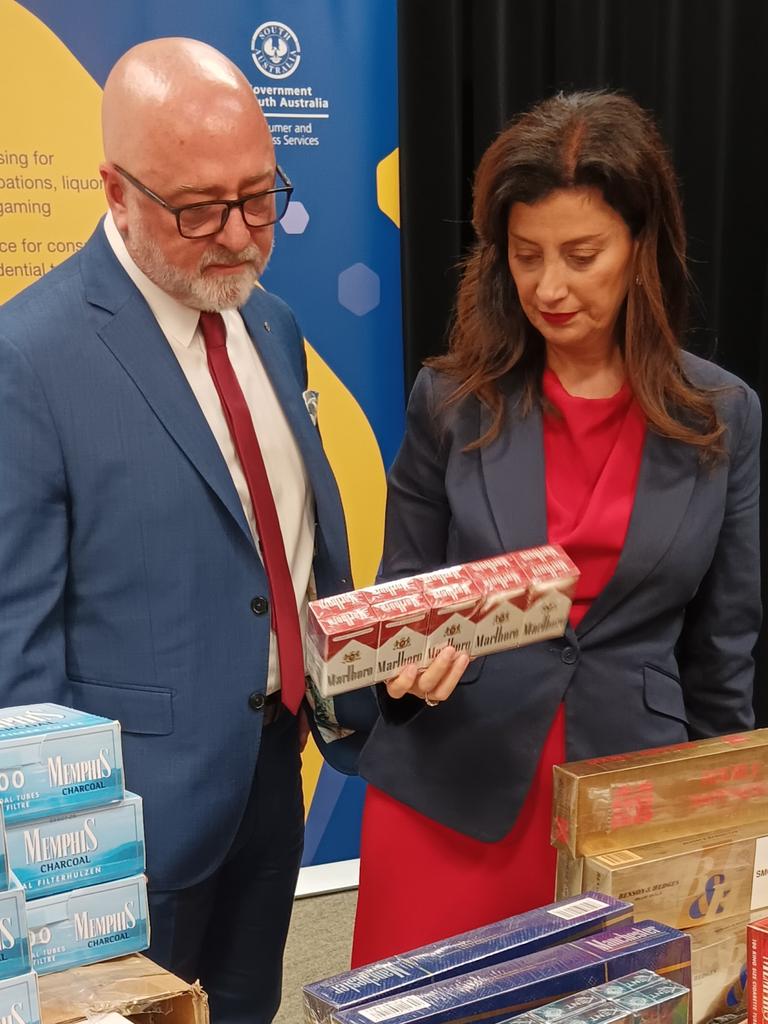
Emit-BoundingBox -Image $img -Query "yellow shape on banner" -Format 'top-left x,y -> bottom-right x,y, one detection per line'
0,0 -> 105,303
376,148 -> 400,228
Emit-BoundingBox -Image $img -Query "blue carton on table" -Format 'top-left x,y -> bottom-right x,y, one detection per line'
0,875 -> 31,981
0,972 -> 41,1024
304,895 -> 632,1024
332,921 -> 691,1024
26,873 -> 149,975
7,793 -> 145,899
0,705 -> 124,824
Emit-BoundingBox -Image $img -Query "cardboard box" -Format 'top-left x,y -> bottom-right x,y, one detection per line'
0,874 -> 31,980
689,913 -> 753,1024
27,875 -> 149,975
552,731 -> 768,857
8,794 -> 145,900
0,705 -> 124,825
331,921 -> 691,1024
580,820 -> 768,929
304,894 -> 632,1024
37,953 -> 208,1024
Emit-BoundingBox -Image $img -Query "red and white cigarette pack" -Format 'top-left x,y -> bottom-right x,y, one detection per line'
305,602 -> 380,697
747,917 -> 768,1024
466,560 -> 529,656
421,570 -> 484,663
514,545 -> 580,642
371,593 -> 431,680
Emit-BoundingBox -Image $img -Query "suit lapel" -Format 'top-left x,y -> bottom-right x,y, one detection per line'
576,429 -> 700,639
81,227 -> 254,546
480,387 -> 549,554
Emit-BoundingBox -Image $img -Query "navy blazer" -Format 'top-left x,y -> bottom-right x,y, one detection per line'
358,356 -> 761,842
0,224 -> 371,889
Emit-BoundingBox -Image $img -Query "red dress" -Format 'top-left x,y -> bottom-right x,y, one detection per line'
351,370 -> 647,967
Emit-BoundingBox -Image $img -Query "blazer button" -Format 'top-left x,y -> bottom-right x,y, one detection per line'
251,596 -> 269,616
249,692 -> 266,711
561,646 -> 578,665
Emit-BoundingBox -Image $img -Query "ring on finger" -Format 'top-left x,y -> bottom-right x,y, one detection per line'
424,695 -> 440,707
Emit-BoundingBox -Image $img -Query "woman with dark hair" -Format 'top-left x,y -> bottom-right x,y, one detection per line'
351,90 -> 761,966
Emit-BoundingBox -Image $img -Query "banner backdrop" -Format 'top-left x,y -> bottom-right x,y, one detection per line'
0,0 -> 403,891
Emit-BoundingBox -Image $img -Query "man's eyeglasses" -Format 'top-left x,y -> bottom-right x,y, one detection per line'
113,164 -> 294,239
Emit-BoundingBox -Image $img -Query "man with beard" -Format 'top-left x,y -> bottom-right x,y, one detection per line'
0,37 -> 467,1024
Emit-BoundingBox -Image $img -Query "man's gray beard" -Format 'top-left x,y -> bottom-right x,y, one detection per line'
127,224 -> 271,311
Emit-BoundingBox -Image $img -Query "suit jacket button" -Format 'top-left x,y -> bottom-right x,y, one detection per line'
249,692 -> 266,711
251,596 -> 269,616
561,646 -> 578,665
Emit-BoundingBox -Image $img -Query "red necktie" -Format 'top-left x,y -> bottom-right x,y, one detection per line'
200,311 -> 305,714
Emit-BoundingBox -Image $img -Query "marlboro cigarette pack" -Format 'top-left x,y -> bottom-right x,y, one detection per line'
580,820 -> 768,929
0,705 -> 124,824
306,546 -> 579,697
304,894 -> 632,1024
331,921 -> 691,1024
7,792 -> 145,899
689,913 -> 754,1024
552,730 -> 768,857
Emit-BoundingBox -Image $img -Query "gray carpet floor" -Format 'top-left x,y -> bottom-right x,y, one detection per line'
275,889 -> 358,1023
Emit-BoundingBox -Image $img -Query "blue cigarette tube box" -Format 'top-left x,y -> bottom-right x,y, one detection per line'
0,973 -> 41,1024
332,922 -> 691,1024
0,704 -> 124,824
0,876 -> 31,981
304,895 -> 633,1024
6,792 -> 145,899
26,873 -> 149,975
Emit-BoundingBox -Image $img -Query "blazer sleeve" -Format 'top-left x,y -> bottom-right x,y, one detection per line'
0,332 -> 70,707
677,385 -> 762,737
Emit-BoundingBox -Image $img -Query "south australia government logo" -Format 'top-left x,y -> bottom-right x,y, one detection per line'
251,22 -> 301,79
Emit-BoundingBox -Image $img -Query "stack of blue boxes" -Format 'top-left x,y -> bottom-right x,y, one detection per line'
0,702 -> 149,1023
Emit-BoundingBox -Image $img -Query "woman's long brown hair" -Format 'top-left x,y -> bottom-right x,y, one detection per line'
430,91 -> 725,456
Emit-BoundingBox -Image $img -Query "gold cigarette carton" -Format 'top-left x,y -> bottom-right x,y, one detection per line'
552,730 -> 768,856
579,820 -> 768,930
688,913 -> 755,1024
556,849 -> 585,900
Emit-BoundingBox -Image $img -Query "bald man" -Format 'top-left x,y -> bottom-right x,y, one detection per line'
0,38 -> 376,1023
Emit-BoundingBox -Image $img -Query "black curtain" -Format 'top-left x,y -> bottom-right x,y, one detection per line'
397,0 -> 768,723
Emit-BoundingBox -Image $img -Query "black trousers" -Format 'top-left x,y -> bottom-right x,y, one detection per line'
147,710 -> 304,1024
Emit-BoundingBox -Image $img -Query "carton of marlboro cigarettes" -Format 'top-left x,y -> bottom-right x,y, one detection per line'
331,921 -> 691,1024
747,916 -> 768,1024
0,704 -> 124,824
0,973 -> 41,1024
552,730 -> 768,857
580,820 -> 768,929
359,577 -> 423,602
690,913 -> 753,1024
370,594 -> 430,680
27,873 -> 149,975
421,571 -> 483,663
7,792 -> 145,899
303,894 -> 632,1024
305,604 -> 380,698
514,546 -> 579,643
0,874 -> 31,981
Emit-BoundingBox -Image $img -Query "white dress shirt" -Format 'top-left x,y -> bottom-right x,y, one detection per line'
104,213 -> 315,695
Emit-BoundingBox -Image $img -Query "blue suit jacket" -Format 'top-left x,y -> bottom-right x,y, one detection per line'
0,224 -> 371,889
358,358 -> 762,842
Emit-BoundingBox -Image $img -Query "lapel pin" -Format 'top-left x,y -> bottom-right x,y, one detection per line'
263,321 -> 271,332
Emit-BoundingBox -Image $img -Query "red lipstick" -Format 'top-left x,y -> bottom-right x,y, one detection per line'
540,311 -> 578,326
